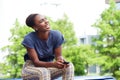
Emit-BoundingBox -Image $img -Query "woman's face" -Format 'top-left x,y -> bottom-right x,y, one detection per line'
33,14 -> 50,32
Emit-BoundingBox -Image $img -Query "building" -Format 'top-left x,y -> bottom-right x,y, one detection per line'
105,0 -> 120,3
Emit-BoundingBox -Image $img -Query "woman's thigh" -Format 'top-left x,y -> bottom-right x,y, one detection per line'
47,63 -> 74,79
22,60 -> 50,80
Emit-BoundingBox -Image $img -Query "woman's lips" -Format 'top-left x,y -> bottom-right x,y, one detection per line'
46,25 -> 50,29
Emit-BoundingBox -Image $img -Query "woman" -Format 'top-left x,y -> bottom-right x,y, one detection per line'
21,13 -> 74,80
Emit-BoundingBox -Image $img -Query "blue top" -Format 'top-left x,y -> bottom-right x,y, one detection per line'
22,30 -> 64,62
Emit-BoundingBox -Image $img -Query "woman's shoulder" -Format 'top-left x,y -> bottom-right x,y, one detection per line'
24,31 -> 36,39
50,30 -> 62,35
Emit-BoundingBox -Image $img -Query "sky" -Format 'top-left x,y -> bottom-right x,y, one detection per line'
0,0 -> 108,62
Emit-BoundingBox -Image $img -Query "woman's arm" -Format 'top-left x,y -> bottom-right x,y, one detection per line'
26,47 -> 53,67
54,46 -> 69,68
25,47 -> 64,68
54,46 -> 64,61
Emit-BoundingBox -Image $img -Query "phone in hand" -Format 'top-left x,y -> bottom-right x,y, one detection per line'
63,61 -> 69,64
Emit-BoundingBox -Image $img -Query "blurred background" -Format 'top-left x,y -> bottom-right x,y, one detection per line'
0,0 -> 120,79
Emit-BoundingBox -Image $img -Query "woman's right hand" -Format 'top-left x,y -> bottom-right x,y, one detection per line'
53,60 -> 64,69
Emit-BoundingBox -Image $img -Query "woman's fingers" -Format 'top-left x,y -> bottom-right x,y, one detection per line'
63,64 -> 69,68
57,59 -> 64,63
54,61 -> 70,69
57,61 -> 64,66
66,64 -> 69,67
53,61 -> 63,68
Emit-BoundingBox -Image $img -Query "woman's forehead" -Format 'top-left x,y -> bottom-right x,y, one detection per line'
39,15 -> 46,19
35,14 -> 46,21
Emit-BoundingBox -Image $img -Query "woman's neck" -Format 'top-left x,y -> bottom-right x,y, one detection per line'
36,31 -> 50,40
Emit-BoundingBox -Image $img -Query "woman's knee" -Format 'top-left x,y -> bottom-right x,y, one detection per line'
22,67 -> 50,78
64,62 -> 74,74
30,68 -> 50,79
68,63 -> 74,70
36,68 -> 50,76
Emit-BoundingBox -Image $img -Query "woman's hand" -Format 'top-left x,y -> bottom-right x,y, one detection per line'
53,60 -> 64,69
57,56 -> 69,68
53,59 -> 69,69
63,62 -> 69,68
54,46 -> 70,69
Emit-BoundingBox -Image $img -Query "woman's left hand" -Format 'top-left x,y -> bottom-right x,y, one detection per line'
57,58 -> 69,68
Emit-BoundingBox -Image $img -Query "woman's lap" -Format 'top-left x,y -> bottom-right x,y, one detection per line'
22,60 -> 74,80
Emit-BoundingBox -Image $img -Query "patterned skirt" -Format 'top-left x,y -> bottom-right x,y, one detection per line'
21,60 -> 74,80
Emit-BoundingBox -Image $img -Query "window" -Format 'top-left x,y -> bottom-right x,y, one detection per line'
80,38 -> 86,44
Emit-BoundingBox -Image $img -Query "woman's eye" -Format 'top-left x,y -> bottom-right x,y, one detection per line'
39,18 -> 47,23
40,19 -> 44,23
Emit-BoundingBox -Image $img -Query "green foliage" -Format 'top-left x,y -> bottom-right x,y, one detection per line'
92,0 -> 120,79
0,62 -> 6,78
1,19 -> 33,78
63,45 -> 95,75
49,14 -> 77,47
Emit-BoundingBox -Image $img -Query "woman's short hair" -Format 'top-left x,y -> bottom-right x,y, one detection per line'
26,14 -> 39,27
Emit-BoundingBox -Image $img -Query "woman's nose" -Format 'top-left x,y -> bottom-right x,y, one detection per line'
45,19 -> 49,24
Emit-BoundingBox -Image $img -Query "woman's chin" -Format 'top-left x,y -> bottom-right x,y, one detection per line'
46,27 -> 50,31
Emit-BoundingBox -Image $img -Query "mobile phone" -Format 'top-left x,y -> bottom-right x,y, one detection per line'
63,61 -> 69,64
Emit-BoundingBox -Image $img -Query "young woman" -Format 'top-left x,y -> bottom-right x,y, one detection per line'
21,13 -> 74,80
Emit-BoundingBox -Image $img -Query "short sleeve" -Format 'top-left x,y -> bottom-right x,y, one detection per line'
22,37 -> 34,49
54,31 -> 64,48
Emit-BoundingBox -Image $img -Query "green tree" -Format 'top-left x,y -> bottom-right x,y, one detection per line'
92,0 -> 120,79
63,45 -> 95,75
0,62 -> 6,78
49,14 -> 77,46
1,19 -> 33,78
